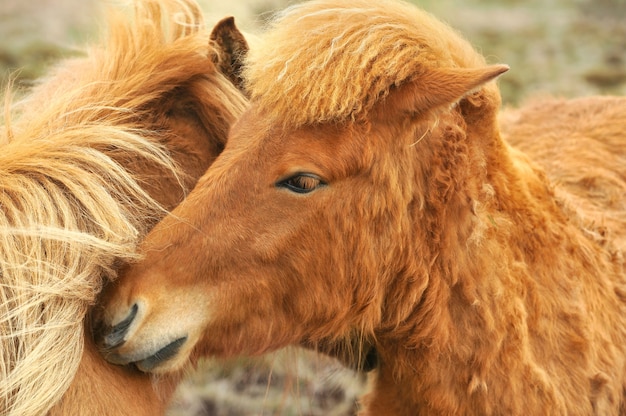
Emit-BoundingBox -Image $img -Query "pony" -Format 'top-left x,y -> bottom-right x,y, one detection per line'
0,1 -> 248,414
97,0 -> 626,414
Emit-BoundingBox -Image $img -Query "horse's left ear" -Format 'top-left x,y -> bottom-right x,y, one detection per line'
378,64 -> 509,118
210,16 -> 249,94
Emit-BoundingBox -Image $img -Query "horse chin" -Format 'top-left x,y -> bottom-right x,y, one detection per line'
133,337 -> 193,374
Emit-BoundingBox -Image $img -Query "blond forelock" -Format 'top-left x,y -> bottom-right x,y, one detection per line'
245,0 -> 486,128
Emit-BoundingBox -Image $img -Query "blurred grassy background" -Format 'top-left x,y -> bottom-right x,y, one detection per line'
2,0 -> 625,103
2,0 -> 625,415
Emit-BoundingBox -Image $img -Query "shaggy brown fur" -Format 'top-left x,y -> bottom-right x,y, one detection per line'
99,0 -> 626,414
1,1 -> 247,415
500,96 -> 626,254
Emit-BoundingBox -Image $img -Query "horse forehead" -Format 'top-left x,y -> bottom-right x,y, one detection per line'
229,113 -> 368,177
232,109 -> 349,151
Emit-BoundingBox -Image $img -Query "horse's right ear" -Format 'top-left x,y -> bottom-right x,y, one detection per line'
210,16 -> 249,94
375,64 -> 509,119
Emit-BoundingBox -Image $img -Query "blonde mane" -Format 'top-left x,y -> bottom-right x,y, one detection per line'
245,0 -> 486,128
0,1 -> 246,414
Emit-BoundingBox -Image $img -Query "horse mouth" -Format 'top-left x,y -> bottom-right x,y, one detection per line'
102,336 -> 188,373
133,336 -> 188,372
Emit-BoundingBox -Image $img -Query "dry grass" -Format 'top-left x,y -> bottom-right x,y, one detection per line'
2,0 -> 625,415
2,0 -> 625,104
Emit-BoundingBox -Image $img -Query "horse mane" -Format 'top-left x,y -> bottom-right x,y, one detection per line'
0,1 -> 246,414
244,0 -> 487,128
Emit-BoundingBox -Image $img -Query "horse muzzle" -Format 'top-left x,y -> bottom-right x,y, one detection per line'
95,302 -> 190,373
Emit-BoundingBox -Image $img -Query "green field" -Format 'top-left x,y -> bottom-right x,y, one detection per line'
2,0 -> 625,414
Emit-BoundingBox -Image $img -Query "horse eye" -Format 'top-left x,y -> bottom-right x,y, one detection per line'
276,173 -> 326,194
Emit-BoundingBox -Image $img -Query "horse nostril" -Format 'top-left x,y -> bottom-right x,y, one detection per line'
102,303 -> 138,349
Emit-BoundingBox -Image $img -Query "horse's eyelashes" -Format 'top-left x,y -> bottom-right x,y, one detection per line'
277,173 -> 326,194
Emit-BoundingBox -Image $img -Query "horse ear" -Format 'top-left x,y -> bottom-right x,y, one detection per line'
377,64 -> 509,118
210,16 -> 249,94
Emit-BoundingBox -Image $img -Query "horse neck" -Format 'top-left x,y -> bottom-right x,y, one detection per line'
368,91 -> 588,411
379,89 -> 563,348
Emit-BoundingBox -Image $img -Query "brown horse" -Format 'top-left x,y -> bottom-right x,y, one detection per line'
1,1 -> 247,415
98,0 -> 626,414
